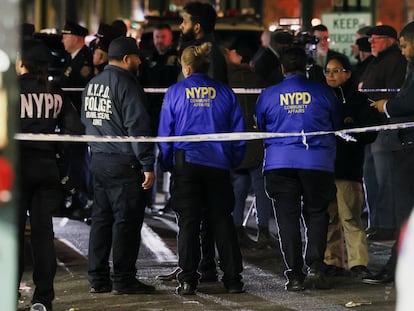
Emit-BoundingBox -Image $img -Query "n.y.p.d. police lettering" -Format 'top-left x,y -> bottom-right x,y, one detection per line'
280,92 -> 311,114
20,93 -> 63,119
186,87 -> 216,107
84,83 -> 113,126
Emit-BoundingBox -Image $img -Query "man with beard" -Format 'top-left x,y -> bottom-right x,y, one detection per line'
156,1 -> 227,284
81,37 -> 156,295
177,1 -> 227,83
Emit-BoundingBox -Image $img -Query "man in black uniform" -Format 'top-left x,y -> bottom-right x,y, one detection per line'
140,23 -> 180,212
61,21 -> 93,110
140,23 -> 179,128
17,38 -> 84,311
81,36 -> 156,295
60,21 -> 94,218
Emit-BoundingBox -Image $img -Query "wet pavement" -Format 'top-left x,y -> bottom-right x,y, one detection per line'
18,201 -> 397,311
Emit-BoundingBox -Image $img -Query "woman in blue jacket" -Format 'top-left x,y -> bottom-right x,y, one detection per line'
256,47 -> 341,291
158,42 -> 246,295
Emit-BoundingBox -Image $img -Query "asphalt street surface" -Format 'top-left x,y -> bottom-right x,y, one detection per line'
18,197 -> 397,311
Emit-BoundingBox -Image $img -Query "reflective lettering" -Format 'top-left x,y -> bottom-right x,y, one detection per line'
185,87 -> 216,99
20,93 -> 63,119
279,92 -> 311,106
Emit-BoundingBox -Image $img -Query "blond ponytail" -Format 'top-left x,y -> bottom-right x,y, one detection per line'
181,42 -> 212,74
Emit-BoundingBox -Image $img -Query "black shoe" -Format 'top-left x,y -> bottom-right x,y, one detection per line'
225,281 -> 245,293
325,265 -> 346,277
285,279 -> 305,291
90,284 -> 112,293
112,280 -> 155,295
304,269 -> 332,289
199,269 -> 218,282
175,282 -> 196,295
362,269 -> 394,284
156,267 -> 182,281
350,265 -> 372,279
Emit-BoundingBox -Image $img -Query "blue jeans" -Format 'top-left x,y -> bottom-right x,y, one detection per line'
232,166 -> 272,227
363,145 -> 396,229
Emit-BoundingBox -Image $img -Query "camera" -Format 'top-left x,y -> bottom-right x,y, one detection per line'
292,31 -> 319,61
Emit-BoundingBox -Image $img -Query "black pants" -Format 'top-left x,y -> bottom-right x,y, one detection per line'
63,143 -> 91,209
171,161 -> 243,287
383,145 -> 414,274
265,168 -> 336,279
88,155 -> 146,288
18,155 -> 59,307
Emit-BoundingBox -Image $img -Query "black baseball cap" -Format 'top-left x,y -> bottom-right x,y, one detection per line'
62,21 -> 89,37
367,25 -> 398,39
108,37 -> 140,59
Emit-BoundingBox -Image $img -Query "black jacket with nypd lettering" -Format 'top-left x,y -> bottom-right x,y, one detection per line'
81,64 -> 155,172
19,73 -> 84,157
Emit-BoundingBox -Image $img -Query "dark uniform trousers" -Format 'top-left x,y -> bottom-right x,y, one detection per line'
18,155 -> 59,307
383,144 -> 414,274
171,160 -> 243,287
265,168 -> 336,279
88,155 -> 146,288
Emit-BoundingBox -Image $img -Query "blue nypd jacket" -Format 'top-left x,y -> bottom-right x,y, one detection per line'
158,73 -> 246,171
255,74 -> 341,172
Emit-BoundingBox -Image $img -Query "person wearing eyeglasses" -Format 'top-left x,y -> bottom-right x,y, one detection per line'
367,21 -> 414,288
358,25 -> 407,244
323,54 -> 381,280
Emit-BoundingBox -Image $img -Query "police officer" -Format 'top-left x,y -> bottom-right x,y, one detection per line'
17,38 -> 84,311
140,23 -> 179,129
255,47 -> 341,291
158,42 -> 246,295
60,20 -> 93,110
139,23 -> 179,213
60,21 -> 94,218
81,37 -> 155,295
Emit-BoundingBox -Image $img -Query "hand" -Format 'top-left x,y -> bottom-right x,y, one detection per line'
370,99 -> 387,113
142,171 -> 155,190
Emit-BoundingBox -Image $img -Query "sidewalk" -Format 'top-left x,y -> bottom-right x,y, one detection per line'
18,216 -> 397,311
